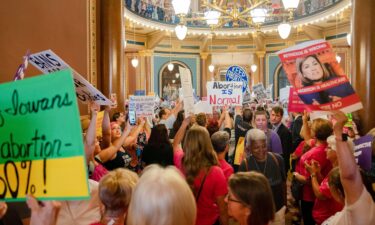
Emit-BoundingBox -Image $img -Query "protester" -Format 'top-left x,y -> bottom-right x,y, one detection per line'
226,172 -> 275,225
253,110 -> 283,154
90,168 -> 138,225
142,124 -> 174,167
304,135 -> 352,224
321,111 -> 375,225
239,128 -> 286,223
173,119 -> 229,225
211,131 -> 234,181
293,115 -> 333,225
127,165 -> 196,225
270,106 -> 292,172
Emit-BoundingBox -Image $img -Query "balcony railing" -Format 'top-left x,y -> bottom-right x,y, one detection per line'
125,0 -> 343,28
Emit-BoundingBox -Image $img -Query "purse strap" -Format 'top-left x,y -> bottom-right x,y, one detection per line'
196,167 -> 211,201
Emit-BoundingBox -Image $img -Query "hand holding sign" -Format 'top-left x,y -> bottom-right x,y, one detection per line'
27,195 -> 61,225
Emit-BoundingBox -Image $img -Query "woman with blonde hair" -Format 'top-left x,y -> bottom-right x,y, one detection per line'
91,168 -> 138,225
173,117 -> 229,225
127,165 -> 196,225
226,172 -> 275,225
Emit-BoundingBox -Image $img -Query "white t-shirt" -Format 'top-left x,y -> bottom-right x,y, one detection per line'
159,114 -> 176,129
322,186 -> 375,225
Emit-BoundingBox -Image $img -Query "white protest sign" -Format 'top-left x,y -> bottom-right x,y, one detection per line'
279,86 -> 291,102
28,50 -> 113,105
129,96 -> 155,117
207,81 -> 243,106
252,83 -> 267,100
179,67 -> 195,116
194,100 -> 213,114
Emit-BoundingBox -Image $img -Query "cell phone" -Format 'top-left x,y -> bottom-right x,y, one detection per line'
129,111 -> 136,126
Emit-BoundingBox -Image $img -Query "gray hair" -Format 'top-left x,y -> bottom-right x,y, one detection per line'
245,128 -> 266,148
326,135 -> 354,152
211,131 -> 230,153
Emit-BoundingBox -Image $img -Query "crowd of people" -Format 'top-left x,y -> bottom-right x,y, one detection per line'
1,96 -> 375,225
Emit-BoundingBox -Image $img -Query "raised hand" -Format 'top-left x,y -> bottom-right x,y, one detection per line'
0,202 -> 7,219
27,195 -> 61,225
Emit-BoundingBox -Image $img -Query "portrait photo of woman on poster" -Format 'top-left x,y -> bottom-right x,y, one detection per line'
296,54 -> 355,105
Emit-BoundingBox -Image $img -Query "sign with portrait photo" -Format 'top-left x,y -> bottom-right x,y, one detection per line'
277,40 -> 362,113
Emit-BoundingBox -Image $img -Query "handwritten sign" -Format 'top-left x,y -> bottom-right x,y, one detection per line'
225,66 -> 248,93
0,70 -> 89,201
28,50 -> 112,105
277,40 -> 362,113
354,135 -> 373,171
180,67 -> 195,116
129,96 -> 155,117
207,81 -> 243,106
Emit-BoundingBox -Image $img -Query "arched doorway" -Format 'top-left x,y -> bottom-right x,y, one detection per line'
159,61 -> 192,101
273,63 -> 290,100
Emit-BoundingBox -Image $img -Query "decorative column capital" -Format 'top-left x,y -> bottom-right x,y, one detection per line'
200,52 -> 209,60
138,49 -> 153,57
255,51 -> 266,58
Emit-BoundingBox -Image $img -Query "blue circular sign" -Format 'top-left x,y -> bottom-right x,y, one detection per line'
225,65 -> 248,93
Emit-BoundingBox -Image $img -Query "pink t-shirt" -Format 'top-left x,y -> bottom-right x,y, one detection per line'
312,176 -> 343,224
219,159 -> 234,182
297,142 -> 332,202
173,148 -> 228,225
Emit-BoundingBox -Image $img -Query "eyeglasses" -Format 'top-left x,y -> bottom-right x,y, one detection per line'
225,194 -> 243,204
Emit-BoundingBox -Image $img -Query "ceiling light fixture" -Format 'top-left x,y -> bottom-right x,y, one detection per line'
175,24 -> 187,40
251,64 -> 258,73
172,0 -> 300,40
278,23 -> 292,39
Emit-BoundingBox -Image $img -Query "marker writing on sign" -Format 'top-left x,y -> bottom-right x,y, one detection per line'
0,159 -> 48,199
0,89 -> 72,128
0,130 -> 68,159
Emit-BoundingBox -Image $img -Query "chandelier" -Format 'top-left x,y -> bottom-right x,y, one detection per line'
172,0 -> 300,40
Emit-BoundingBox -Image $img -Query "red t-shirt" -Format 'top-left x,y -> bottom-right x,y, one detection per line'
194,166 -> 228,225
297,142 -> 332,202
312,176 -> 344,224
219,159 -> 234,182
174,148 -> 228,225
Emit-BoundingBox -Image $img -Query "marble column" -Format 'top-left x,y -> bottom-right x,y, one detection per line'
352,0 -> 375,134
200,52 -> 209,97
100,0 -> 124,109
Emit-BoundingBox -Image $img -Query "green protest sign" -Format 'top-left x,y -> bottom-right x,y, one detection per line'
0,70 -> 89,201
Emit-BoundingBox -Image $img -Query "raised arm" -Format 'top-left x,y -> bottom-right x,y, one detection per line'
96,123 -> 131,163
300,110 -> 312,143
173,116 -> 191,152
332,110 -> 363,205
101,106 -> 111,148
84,101 -> 99,163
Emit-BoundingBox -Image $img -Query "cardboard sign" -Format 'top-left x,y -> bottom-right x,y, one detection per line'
277,40 -> 362,113
0,70 -> 89,201
252,83 -> 267,100
28,50 -> 113,105
207,81 -> 243,106
129,96 -> 155,117
194,100 -> 213,114
225,65 -> 248,93
180,67 -> 195,117
354,135 -> 373,171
